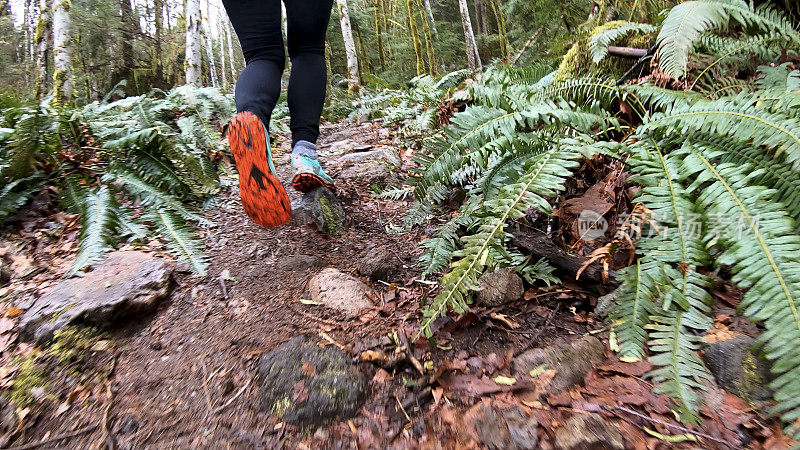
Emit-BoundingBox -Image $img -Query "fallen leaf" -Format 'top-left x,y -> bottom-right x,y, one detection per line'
301,361 -> 316,377
494,376 -> 516,386
6,307 -> 24,318
292,381 -> 309,402
359,350 -> 387,362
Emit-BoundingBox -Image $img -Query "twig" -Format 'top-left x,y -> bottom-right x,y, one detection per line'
602,405 -> 731,447
616,45 -> 657,85
319,330 -> 348,352
212,377 -> 252,415
2,424 -> 98,450
98,354 -> 118,450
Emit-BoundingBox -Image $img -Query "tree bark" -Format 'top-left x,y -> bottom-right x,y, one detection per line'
510,226 -> 611,284
407,0 -> 424,76
372,0 -> 385,70
457,0 -> 481,70
35,0 -> 52,98
219,16 -> 227,90
421,0 -> 437,36
225,18 -> 237,82
185,0 -> 202,86
153,0 -> 165,88
336,0 -> 360,91
119,0 -> 137,93
52,0 -> 72,105
203,0 -> 219,88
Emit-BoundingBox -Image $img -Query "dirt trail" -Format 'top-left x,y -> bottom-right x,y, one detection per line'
18,120 -> 435,448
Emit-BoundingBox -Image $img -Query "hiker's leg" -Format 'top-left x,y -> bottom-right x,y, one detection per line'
222,0 -> 284,130
284,0 -> 335,146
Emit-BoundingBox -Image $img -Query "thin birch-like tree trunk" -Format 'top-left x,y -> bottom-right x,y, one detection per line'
203,0 -> 219,87
225,18 -> 237,81
35,0 -> 52,98
457,0 -> 481,70
218,15 -> 227,90
185,0 -> 202,85
52,0 -> 73,105
335,0 -> 360,91
421,0 -> 437,36
406,0 -> 424,76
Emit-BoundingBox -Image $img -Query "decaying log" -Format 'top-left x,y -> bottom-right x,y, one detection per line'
510,226 -> 613,284
607,45 -> 649,59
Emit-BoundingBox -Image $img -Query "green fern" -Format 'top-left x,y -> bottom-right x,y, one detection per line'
65,186 -> 121,278
0,173 -> 46,220
148,210 -> 209,277
590,22 -> 657,63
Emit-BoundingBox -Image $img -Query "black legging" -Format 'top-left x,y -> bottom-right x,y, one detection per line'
222,0 -> 334,146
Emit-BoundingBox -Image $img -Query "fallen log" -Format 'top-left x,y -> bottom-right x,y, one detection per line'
607,45 -> 649,59
510,226 -> 614,284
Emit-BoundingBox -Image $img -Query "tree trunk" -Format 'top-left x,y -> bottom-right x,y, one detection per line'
407,0 -> 424,76
35,0 -> 52,98
219,16 -> 227,90
153,0 -> 165,88
421,0 -> 437,36
52,0 -> 72,105
473,0 -> 487,34
225,18 -> 237,82
488,0 -> 508,58
372,0 -> 385,70
203,0 -> 218,88
119,0 -> 137,93
335,0 -> 360,91
414,0 -> 436,74
185,0 -> 202,86
457,0 -> 481,70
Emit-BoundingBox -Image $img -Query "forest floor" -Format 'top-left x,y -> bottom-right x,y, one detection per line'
0,119 -> 792,449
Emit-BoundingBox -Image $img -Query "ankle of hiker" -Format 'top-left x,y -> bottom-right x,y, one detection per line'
292,140 -> 318,159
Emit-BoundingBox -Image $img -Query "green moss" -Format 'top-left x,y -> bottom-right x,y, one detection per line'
272,396 -> 292,417
318,194 -> 343,236
7,355 -> 47,408
48,326 -> 103,365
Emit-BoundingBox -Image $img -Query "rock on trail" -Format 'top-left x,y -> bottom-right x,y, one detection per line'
291,187 -> 346,235
18,251 -> 173,343
257,336 -> 368,427
513,336 -> 605,394
475,267 -> 524,307
308,268 -> 374,318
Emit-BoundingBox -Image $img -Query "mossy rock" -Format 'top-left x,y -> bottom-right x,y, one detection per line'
257,336 -> 368,427
704,336 -> 772,403
291,188 -> 345,236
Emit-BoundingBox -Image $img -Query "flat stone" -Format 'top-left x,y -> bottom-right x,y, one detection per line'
308,268 -> 374,317
357,245 -> 402,281
278,255 -> 322,273
331,147 -> 401,169
704,336 -> 772,402
18,251 -> 172,343
465,402 -> 538,450
512,336 -> 605,394
291,188 -> 345,236
258,336 -> 368,427
321,139 -> 370,157
554,414 -> 623,450
475,268 -> 524,307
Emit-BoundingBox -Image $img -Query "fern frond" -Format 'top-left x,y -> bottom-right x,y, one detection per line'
657,0 -> 800,79
644,94 -> 800,169
148,210 -> 209,277
66,186 -> 120,278
0,173 -> 46,219
420,148 -> 580,336
683,151 -> 800,438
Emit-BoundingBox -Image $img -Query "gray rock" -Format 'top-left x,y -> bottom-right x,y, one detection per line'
358,245 -> 401,281
594,288 -> 620,318
322,139 -> 366,157
512,336 -> 605,394
475,268 -> 524,307
278,255 -> 322,273
332,147 -> 401,169
704,336 -> 772,402
19,251 -> 173,343
308,268 -> 374,318
258,336 -> 368,427
466,403 -> 538,450
554,414 -> 624,450
291,188 -> 345,236
330,146 -> 401,188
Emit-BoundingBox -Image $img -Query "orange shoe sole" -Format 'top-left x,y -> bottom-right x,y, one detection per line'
228,112 -> 292,228
292,173 -> 336,193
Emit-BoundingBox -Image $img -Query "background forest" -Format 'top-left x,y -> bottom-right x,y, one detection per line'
3,0 -> 800,447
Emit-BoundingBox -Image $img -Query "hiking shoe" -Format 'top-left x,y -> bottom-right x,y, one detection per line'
228,111 -> 291,228
291,146 -> 336,193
